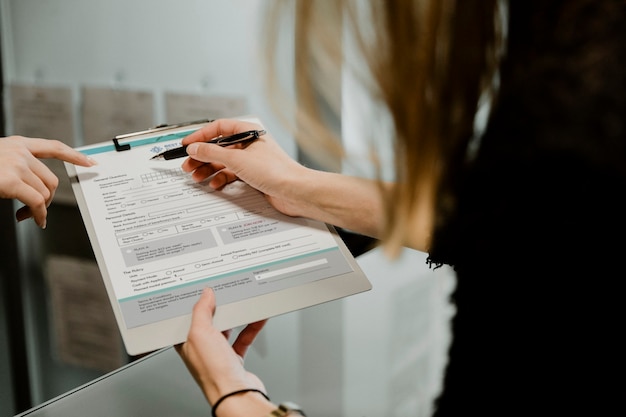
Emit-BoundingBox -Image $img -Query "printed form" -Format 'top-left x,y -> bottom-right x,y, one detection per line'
69,126 -> 353,330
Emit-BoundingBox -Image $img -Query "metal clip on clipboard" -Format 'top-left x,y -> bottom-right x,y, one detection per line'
111,118 -> 214,152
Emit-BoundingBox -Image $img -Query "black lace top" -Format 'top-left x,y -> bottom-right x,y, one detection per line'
428,1 -> 625,415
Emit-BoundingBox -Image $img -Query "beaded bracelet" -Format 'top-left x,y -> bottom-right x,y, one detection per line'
211,388 -> 270,417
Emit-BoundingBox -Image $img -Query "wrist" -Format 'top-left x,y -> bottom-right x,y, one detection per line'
271,165 -> 325,219
211,389 -> 274,417
217,391 -> 275,417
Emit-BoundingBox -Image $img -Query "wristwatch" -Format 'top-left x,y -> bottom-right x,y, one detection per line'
268,402 -> 306,416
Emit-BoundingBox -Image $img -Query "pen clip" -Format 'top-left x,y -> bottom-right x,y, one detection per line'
211,130 -> 266,146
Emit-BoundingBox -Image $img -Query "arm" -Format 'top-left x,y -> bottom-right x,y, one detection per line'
0,136 -> 96,228
180,119 -> 387,240
175,288 -> 278,416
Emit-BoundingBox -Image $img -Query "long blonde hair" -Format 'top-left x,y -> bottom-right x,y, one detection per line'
264,0 -> 501,253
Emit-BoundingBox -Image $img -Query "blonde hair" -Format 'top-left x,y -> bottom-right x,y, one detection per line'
264,0 -> 501,254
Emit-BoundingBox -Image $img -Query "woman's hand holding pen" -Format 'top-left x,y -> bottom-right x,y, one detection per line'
180,118 -> 312,218
181,118 -> 387,240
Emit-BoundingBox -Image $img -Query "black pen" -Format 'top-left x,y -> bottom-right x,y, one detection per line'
150,129 -> 266,160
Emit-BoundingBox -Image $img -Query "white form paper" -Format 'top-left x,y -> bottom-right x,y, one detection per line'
68,122 -> 354,330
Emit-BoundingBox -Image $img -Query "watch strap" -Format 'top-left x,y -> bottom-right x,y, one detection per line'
267,402 -> 306,417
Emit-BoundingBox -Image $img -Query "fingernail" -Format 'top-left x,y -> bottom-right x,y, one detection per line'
186,143 -> 199,155
87,157 -> 98,166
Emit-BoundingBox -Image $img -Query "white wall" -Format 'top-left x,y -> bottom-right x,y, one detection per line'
0,0 -> 295,155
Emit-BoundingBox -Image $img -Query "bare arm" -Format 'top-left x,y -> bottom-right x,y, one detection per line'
181,119 -> 433,252
180,119 -> 387,239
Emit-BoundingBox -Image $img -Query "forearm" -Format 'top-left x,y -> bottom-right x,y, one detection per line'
283,168 -> 433,253
287,169 -> 387,239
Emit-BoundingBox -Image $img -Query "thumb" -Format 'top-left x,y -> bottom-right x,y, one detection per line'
185,142 -> 248,176
185,142 -> 230,164
189,287 -> 217,329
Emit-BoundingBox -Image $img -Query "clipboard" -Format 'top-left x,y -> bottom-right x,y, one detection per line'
65,116 -> 372,355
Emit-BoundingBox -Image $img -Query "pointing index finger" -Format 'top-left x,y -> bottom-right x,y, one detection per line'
22,137 -> 96,167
